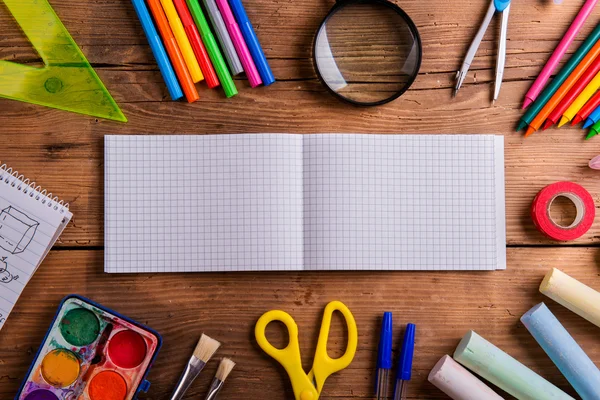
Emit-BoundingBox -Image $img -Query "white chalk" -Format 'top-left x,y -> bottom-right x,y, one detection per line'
454,330 -> 574,400
428,355 -> 504,400
540,268 -> 600,329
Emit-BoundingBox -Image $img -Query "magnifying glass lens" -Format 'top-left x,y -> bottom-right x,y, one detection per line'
314,2 -> 420,105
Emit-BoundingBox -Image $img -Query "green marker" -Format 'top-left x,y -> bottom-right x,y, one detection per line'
587,120 -> 600,139
186,0 -> 238,98
517,23 -> 600,132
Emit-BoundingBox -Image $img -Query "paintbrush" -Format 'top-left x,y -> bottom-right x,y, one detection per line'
205,358 -> 235,400
170,334 -> 221,400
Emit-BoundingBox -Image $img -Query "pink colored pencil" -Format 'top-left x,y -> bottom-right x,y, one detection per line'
522,0 -> 599,109
214,0 -> 262,87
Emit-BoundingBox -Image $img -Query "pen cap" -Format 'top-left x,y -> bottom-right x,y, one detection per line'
377,312 -> 393,369
397,323 -> 415,380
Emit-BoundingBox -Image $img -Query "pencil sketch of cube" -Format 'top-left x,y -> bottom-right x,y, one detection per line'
0,206 -> 39,254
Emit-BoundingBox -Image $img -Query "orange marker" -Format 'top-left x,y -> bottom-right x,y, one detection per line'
147,0 -> 199,102
525,39 -> 600,137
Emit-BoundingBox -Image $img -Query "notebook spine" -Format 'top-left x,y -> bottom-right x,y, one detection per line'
0,163 -> 69,215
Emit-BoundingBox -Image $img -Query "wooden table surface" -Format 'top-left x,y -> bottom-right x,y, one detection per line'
2,0 -> 600,398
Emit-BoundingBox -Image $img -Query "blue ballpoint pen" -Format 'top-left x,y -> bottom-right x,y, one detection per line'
394,323 -> 415,400
227,0 -> 276,86
376,312 -> 393,400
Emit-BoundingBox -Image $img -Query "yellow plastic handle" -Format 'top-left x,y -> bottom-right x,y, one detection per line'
311,301 -> 358,393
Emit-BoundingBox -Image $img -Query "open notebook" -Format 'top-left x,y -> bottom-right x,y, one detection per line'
105,134 -> 505,272
0,164 -> 72,329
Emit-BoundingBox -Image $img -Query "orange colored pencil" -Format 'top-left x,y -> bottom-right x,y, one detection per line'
147,0 -> 199,103
573,88 -> 600,125
525,39 -> 600,137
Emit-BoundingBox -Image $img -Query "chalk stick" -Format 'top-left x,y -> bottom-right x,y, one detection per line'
540,268 -> 600,328
428,355 -> 504,400
453,330 -> 575,400
521,303 -> 600,400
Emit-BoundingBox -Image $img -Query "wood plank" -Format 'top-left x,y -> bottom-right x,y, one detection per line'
1,247 -> 599,399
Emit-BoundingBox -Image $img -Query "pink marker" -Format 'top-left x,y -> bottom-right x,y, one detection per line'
214,0 -> 262,87
522,0 -> 598,109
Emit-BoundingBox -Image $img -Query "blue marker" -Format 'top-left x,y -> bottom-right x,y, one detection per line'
228,0 -> 276,86
584,103 -> 600,128
130,0 -> 183,101
376,312 -> 393,400
394,323 -> 415,400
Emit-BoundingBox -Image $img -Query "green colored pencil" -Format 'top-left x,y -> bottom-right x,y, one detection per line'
517,23 -> 600,132
186,0 -> 238,97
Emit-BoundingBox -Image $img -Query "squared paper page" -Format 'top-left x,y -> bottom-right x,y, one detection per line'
303,134 -> 505,271
104,135 -> 304,273
0,180 -> 72,329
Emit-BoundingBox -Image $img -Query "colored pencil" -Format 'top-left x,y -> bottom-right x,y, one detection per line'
517,24 -> 600,132
525,39 -> 600,137
147,0 -> 199,102
584,103 -> 600,127
572,89 -> 600,125
160,0 -> 204,83
522,0 -> 599,109
544,55 -> 600,129
130,0 -> 183,101
172,0 -> 220,88
185,0 -> 238,97
560,71 -> 600,127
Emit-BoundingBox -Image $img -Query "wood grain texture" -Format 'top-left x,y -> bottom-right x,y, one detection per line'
1,0 -> 600,398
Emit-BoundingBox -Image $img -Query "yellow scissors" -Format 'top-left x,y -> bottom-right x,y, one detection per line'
255,301 -> 358,400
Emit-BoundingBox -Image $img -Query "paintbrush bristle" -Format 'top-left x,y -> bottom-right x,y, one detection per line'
193,334 -> 221,363
215,358 -> 235,382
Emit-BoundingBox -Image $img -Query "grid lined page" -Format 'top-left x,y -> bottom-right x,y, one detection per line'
303,134 -> 505,270
104,135 -> 304,272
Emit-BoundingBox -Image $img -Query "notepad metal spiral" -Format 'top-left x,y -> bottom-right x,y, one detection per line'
0,164 -> 69,214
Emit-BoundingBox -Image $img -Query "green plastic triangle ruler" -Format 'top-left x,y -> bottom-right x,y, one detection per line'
0,0 -> 126,122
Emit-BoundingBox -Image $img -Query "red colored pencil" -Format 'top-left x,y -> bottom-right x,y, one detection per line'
544,54 -> 600,129
172,0 -> 220,88
572,89 -> 600,125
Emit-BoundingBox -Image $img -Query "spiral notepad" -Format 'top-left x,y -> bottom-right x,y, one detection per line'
0,165 -> 72,330
105,134 -> 506,272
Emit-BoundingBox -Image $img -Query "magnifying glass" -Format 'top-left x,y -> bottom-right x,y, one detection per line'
313,0 -> 422,106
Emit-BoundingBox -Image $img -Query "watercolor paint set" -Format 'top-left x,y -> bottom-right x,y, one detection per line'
16,295 -> 162,400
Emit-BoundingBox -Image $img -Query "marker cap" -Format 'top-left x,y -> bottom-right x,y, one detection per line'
397,323 -> 415,380
377,312 -> 393,369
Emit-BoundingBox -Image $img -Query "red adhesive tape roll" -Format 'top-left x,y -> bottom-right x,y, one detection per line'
531,181 -> 595,241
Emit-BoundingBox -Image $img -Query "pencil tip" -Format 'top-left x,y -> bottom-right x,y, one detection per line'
557,116 -> 569,128
583,119 -> 594,129
572,115 -> 582,126
586,130 -> 597,140
542,120 -> 553,130
516,120 -> 527,131
522,98 -> 532,109
524,127 -> 536,137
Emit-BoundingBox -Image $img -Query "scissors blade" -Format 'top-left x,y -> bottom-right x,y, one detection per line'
494,3 -> 510,102
455,0 -> 497,95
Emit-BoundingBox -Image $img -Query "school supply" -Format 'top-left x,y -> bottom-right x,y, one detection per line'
313,0 -> 421,106
583,103 -> 600,127
517,24 -> 600,132
255,301 -> 358,400
531,182 -> 594,241
173,0 -> 220,88
15,295 -> 162,399
455,0 -> 510,102
161,0 -> 204,83
521,303 -> 600,399
540,268 -> 600,329
525,39 -> 600,136
215,0 -> 262,87
205,358 -> 235,400
573,89 -> 600,125
544,56 -> 600,129
104,134 -> 506,272
147,0 -> 199,103
186,0 -> 238,97
453,331 -> 575,400
587,118 -> 600,138
560,71 -> 600,127
376,312 -> 393,400
394,323 -> 415,400
428,355 -> 504,400
0,0 -> 126,122
132,0 -> 184,101
522,0 -> 599,109
589,154 -> 600,169
229,0 -> 275,86
170,334 -> 221,400
202,0 -> 244,75
0,164 -> 72,330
